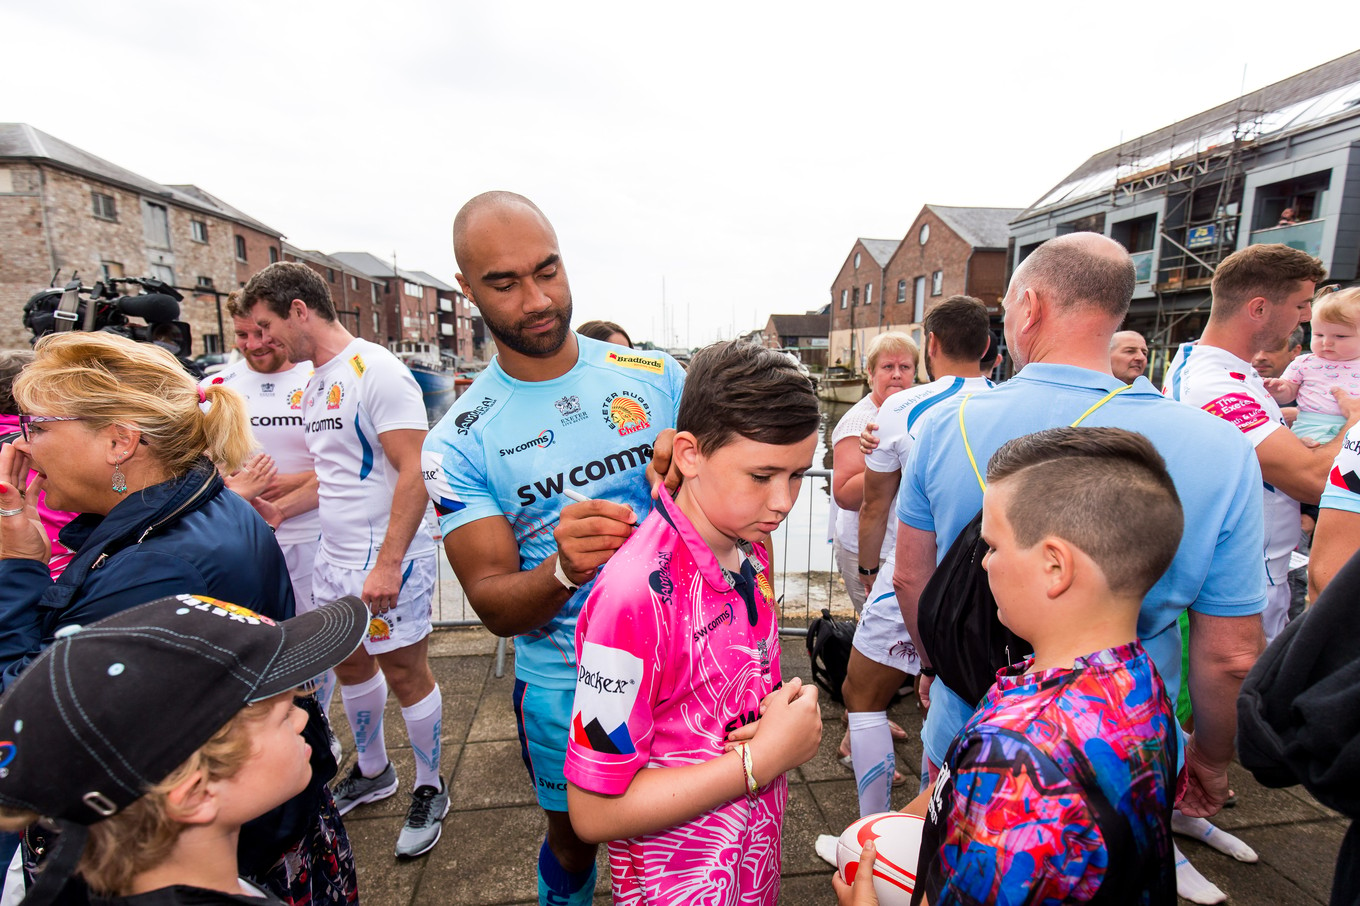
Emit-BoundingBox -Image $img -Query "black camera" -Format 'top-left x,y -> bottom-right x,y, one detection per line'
23,275 -> 202,376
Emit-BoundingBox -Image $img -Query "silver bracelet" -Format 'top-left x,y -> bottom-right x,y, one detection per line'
0,506 -> 25,517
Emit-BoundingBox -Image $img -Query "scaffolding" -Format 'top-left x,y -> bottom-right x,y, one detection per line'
1109,98 -> 1266,381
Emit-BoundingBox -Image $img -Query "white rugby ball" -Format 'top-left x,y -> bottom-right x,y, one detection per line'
836,811 -> 925,906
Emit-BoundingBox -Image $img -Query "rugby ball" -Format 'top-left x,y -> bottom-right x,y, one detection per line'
836,812 -> 925,906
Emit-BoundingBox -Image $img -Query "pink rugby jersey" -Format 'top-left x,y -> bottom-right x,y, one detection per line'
565,486 -> 787,906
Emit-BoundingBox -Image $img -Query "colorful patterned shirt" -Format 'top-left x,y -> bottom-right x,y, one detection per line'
915,642 -> 1176,906
565,487 -> 786,906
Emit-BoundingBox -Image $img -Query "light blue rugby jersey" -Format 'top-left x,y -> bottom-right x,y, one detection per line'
423,335 -> 685,689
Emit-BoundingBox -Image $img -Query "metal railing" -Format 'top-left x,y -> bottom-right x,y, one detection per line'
428,466 -> 854,668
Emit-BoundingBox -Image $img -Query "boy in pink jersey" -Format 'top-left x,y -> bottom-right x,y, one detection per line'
565,341 -> 824,905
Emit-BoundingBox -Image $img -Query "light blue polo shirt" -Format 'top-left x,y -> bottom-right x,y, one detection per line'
898,363 -> 1268,765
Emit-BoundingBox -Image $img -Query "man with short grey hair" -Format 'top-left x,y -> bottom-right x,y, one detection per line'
1109,329 -> 1149,384
894,232 -> 1266,828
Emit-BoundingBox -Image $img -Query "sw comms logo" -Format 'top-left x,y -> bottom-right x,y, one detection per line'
601,391 -> 652,436
499,430 -> 555,457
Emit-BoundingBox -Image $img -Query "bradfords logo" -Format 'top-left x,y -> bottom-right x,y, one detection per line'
605,350 -> 664,375
555,394 -> 588,426
325,383 -> 344,410
569,642 -> 644,757
499,430 -> 555,457
601,391 -> 652,436
456,397 -> 497,435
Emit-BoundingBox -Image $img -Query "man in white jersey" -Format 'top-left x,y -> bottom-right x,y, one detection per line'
1163,244 -> 1360,641
843,295 -> 994,817
203,295 -> 321,609
424,192 -> 683,906
240,262 -> 448,859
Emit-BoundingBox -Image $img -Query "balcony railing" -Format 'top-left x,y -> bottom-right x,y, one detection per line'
1250,219 -> 1325,258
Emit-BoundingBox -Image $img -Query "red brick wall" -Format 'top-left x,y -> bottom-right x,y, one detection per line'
964,249 -> 1009,310
233,227 -> 281,288
884,210 -> 973,329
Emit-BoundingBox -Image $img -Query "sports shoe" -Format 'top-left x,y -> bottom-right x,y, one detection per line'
395,778 -> 450,859
332,762 -> 399,815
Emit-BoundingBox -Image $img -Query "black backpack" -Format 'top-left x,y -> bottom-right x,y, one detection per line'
806,608 -> 856,704
916,386 -> 1131,708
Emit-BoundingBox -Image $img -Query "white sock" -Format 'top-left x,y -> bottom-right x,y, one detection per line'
814,834 -> 839,867
312,669 -> 337,714
401,685 -> 444,791
1173,811 -> 1258,863
341,671 -> 389,777
1175,843 -> 1227,904
848,711 -> 893,817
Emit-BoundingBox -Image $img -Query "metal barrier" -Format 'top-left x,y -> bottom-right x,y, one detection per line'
428,467 -> 853,669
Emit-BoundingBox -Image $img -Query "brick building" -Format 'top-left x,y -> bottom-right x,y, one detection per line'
828,237 -> 898,369
882,205 -> 1019,342
170,185 -> 283,289
0,124 -> 283,353
828,207 -> 1018,368
282,243 -> 384,341
761,310 -> 830,369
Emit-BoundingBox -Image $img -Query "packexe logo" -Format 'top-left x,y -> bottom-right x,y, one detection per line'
515,442 -> 654,506
577,665 -> 635,694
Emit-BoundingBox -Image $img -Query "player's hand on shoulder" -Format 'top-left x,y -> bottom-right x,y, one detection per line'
554,499 -> 638,585
859,423 -> 880,456
645,428 -> 683,494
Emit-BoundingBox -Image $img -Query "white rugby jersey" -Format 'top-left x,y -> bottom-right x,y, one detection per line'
302,338 -> 436,568
204,359 -> 321,546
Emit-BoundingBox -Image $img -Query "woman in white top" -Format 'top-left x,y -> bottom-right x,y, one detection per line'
830,332 -> 919,613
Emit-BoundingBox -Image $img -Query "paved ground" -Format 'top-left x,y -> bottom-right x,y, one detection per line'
332,627 -> 1346,905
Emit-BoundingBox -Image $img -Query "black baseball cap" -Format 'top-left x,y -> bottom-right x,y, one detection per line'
0,593 -> 368,826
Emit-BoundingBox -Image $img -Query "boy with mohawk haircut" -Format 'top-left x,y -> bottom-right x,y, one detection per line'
0,593 -> 368,906
565,340 -> 824,905
913,427 -> 1180,905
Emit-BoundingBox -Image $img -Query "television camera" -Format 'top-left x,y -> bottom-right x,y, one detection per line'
23,274 -> 202,376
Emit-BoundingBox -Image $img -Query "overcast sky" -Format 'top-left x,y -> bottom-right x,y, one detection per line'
7,2 -> 1357,348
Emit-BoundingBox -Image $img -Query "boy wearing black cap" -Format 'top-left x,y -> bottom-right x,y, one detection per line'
0,593 -> 369,906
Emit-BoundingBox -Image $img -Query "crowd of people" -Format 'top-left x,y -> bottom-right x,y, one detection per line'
0,190 -> 1356,906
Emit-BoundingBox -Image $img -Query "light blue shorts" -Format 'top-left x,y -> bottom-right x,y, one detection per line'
513,679 -> 572,811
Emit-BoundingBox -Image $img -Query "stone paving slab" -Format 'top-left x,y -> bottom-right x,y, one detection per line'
330,627 -> 1344,905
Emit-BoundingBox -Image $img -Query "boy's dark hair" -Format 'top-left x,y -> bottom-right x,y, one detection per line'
677,341 -> 819,453
986,427 -> 1183,599
924,295 -> 991,361
240,262 -> 337,321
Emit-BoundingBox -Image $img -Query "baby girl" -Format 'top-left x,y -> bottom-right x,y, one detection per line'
1265,286 -> 1360,442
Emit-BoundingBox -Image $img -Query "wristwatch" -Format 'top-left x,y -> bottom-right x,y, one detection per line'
553,556 -> 579,593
